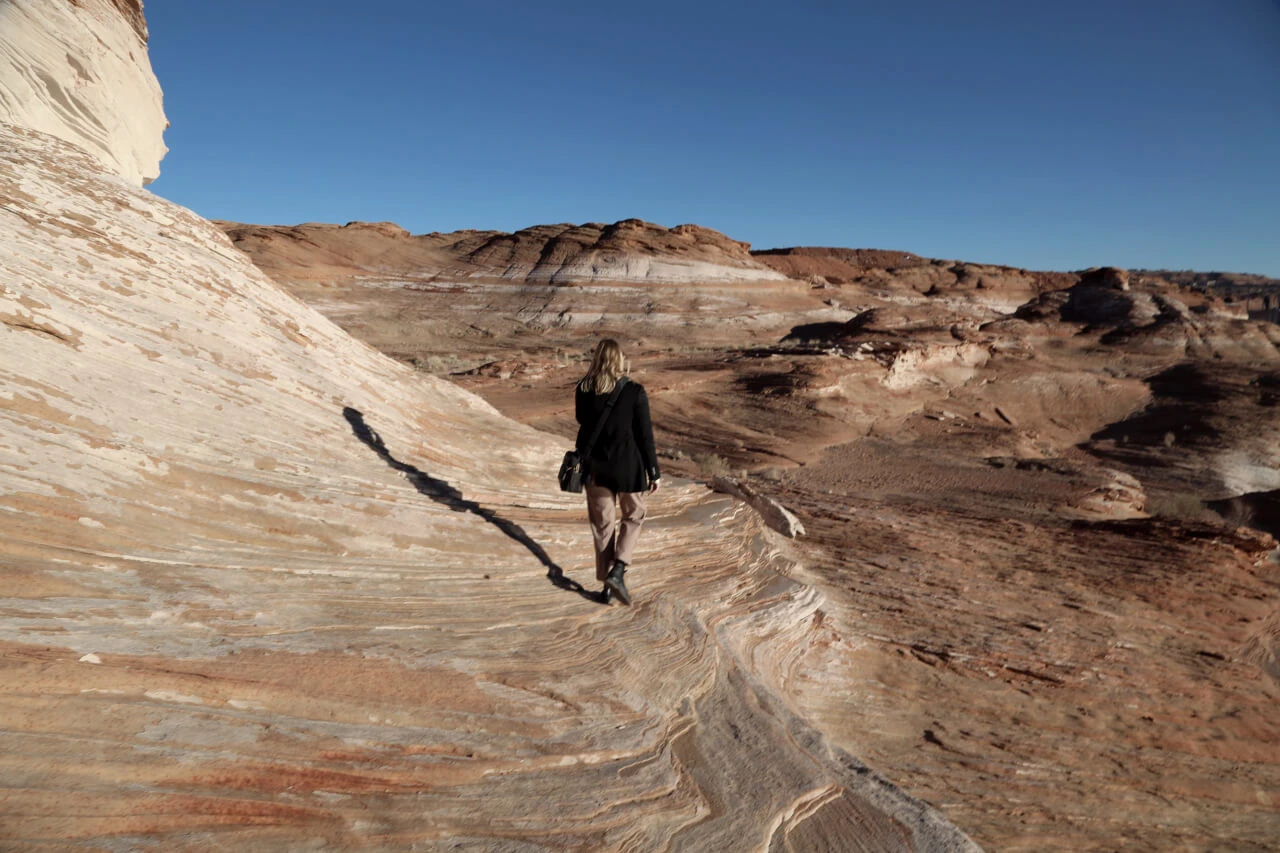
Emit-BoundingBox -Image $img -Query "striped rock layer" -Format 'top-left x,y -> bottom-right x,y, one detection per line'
0,3 -> 973,846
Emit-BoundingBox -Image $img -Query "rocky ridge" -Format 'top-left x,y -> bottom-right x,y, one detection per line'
228,214 -> 1280,848
222,218 -> 789,285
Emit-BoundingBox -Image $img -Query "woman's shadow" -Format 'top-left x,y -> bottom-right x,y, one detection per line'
342,407 -> 603,603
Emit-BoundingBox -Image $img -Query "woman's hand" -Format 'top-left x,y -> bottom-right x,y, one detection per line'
649,477 -> 661,494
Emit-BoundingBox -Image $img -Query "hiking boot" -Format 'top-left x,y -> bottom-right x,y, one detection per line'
604,561 -> 631,606
600,584 -> 612,605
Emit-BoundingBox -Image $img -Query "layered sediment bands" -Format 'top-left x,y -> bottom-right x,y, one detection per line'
462,219 -> 789,283
0,0 -> 166,184
0,125 -> 976,849
751,248 -> 1078,311
222,218 -> 790,285
254,218 -> 1280,848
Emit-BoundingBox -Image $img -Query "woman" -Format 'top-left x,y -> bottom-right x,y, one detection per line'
575,339 -> 660,605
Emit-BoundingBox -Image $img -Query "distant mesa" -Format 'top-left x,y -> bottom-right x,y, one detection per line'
751,246 -> 929,283
342,221 -> 412,238
221,215 -> 1280,325
1079,266 -> 1131,291
220,218 -> 791,284
460,218 -> 785,283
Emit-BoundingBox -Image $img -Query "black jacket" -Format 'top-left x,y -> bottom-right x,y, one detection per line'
575,379 -> 660,493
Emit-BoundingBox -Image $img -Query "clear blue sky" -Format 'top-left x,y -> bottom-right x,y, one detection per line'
145,1 -> 1280,275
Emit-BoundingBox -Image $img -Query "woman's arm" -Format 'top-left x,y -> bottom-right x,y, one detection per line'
632,386 -> 660,487
573,386 -> 595,453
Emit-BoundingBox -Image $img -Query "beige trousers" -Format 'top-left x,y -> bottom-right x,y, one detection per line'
585,485 -> 647,581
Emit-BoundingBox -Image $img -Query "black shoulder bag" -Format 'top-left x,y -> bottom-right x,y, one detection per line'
559,378 -> 627,493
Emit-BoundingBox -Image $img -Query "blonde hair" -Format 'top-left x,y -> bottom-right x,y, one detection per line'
579,339 -> 626,394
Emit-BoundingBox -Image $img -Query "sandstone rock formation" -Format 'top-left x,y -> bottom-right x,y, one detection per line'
8,2 -> 1279,848
752,248 -> 1079,312
230,215 -> 1280,848
222,218 -> 789,285
0,0 -> 166,184
710,476 -> 807,538
751,246 -> 929,281
0,3 -> 979,850
1087,362 -> 1280,499
462,219 -> 788,283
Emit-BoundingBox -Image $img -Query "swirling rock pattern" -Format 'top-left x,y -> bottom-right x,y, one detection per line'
0,0 -> 166,185
238,182 -> 1280,852
0,122 -> 975,849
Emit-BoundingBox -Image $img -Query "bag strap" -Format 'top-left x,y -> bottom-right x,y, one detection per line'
582,377 -> 628,457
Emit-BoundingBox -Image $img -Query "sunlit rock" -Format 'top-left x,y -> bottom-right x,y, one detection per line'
0,0 -> 167,184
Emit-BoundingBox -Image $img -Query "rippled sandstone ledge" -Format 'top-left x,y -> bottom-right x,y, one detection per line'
0,115 -> 976,851
231,179 -> 1280,853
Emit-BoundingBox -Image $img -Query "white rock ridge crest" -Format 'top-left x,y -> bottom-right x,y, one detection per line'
0,0 -> 167,185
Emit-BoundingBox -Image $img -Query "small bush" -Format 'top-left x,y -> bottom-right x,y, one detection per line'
1146,491 -> 1215,524
411,354 -> 470,375
691,452 -> 732,478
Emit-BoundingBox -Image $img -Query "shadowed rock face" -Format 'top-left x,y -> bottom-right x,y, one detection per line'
106,0 -> 149,43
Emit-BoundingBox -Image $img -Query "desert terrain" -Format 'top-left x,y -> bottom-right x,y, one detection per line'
1,2 -> 970,850
219,221 -> 1280,851
3,1 -> 1278,851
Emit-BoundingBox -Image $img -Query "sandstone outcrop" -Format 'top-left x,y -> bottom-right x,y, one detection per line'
1088,362 -> 1280,500
0,0 -> 166,184
216,219 -> 482,284
1138,267 -> 1280,294
222,218 -> 789,285
1011,270 -> 1280,362
248,215 -> 1280,848
710,476 -> 806,538
753,248 -> 1078,312
9,2 -> 1278,848
751,246 -> 928,280
0,3 -> 980,850
462,219 -> 788,283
